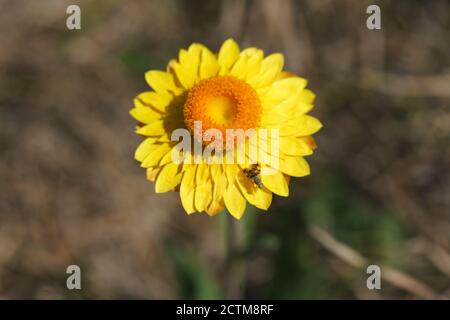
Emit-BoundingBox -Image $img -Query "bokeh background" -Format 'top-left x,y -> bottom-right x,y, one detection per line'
0,0 -> 449,299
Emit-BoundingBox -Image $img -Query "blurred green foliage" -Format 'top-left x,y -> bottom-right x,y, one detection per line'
165,243 -> 222,299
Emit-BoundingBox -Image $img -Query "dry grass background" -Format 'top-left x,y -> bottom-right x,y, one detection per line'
0,0 -> 449,299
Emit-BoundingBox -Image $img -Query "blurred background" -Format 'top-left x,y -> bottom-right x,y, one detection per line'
0,0 -> 449,299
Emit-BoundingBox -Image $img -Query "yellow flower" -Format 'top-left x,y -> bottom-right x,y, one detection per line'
130,39 -> 322,219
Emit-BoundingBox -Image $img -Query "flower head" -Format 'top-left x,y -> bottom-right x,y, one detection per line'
130,39 -> 322,219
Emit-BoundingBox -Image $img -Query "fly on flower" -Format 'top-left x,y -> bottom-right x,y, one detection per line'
130,39 -> 322,219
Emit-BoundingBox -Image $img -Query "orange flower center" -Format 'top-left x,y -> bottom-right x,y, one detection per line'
183,76 -> 261,144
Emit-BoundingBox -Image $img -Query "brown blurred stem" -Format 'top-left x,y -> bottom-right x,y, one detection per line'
309,224 -> 446,300
224,215 -> 246,299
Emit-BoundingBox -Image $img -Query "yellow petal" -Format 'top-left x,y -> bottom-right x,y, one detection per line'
178,49 -> 189,65
241,47 -> 258,56
260,108 -> 291,126
206,200 -> 225,216
223,181 -> 246,220
212,173 -> 227,204
199,46 -> 220,80
252,188 -> 272,210
185,44 -> 202,81
171,44 -> 204,89
155,163 -> 182,193
129,107 -> 162,124
180,166 -> 197,214
277,71 -> 297,79
279,156 -> 310,177
275,76 -> 307,93
196,164 -> 210,184
145,71 -> 180,94
136,120 -> 165,136
261,169 -> 289,197
194,180 -> 213,212
141,144 -> 171,168
236,170 -> 272,210
218,39 -> 240,75
159,146 -> 177,166
295,102 -> 314,115
210,163 -> 220,178
242,49 -> 263,80
134,138 -> 158,162
236,169 -> 256,199
268,115 -> 322,137
211,165 -> 226,187
263,77 -> 307,106
229,54 -> 249,79
193,165 -> 213,212
295,115 -> 323,136
146,167 -> 161,182
225,164 -> 238,186
299,89 -> 315,104
301,136 -> 317,150
269,123 -> 301,136
136,92 -> 172,112
157,133 -> 171,143
280,137 -> 313,156
251,65 -> 281,88
172,61 -> 195,89
261,53 -> 284,73
249,53 -> 284,88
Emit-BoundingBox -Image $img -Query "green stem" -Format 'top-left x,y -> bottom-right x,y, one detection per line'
224,214 -> 246,299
